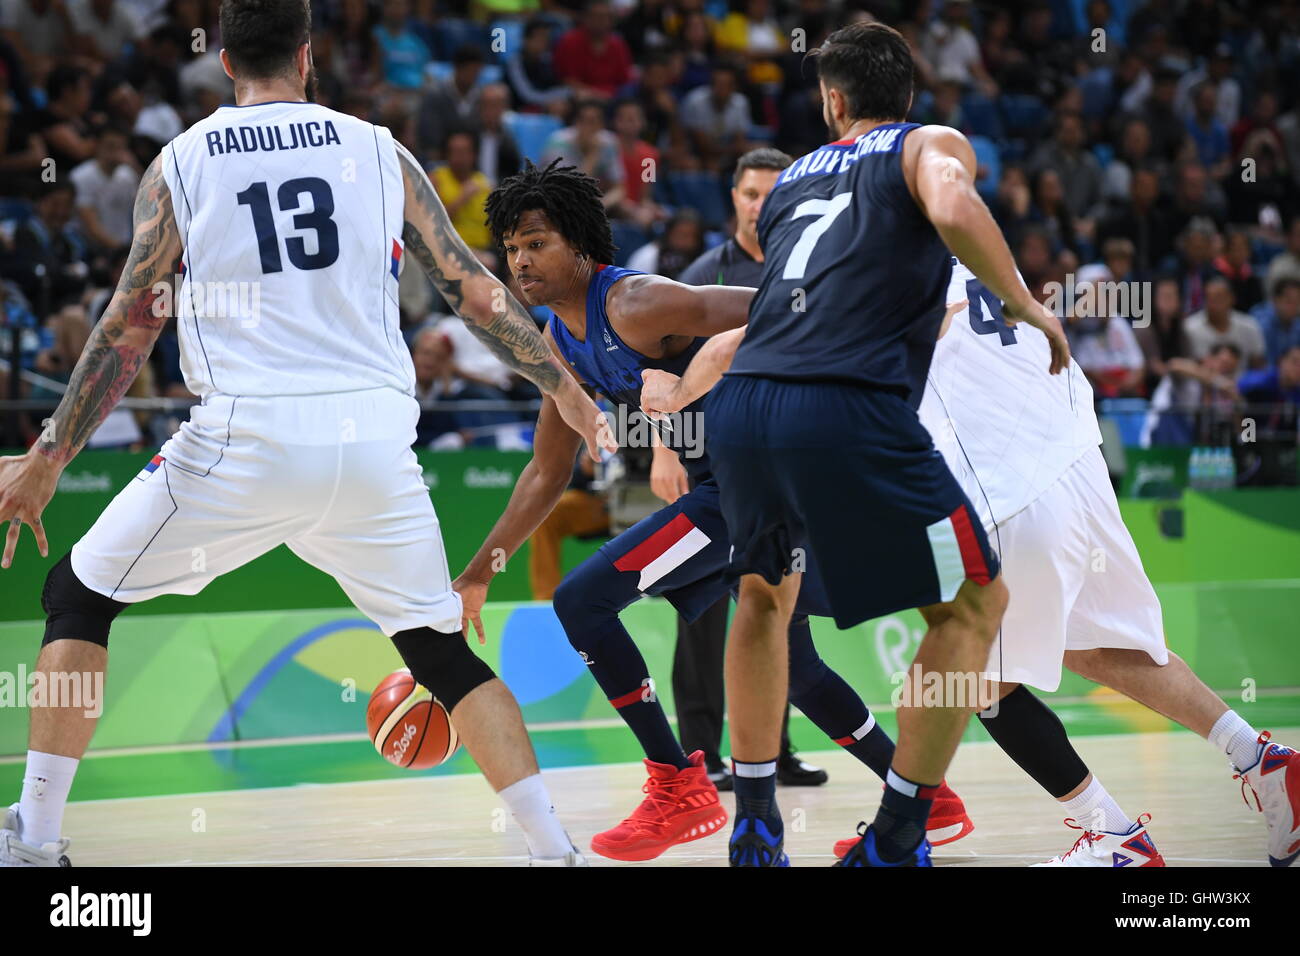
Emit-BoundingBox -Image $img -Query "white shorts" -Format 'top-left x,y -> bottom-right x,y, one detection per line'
71,388 -> 463,637
979,445 -> 1169,692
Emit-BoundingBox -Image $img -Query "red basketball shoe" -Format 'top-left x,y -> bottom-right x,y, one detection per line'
833,781 -> 974,858
589,750 -> 728,862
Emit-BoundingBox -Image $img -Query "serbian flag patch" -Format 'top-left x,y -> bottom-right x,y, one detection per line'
135,454 -> 165,481
390,239 -> 402,280
612,513 -> 711,591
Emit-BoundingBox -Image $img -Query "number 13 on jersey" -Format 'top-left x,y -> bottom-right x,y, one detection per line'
236,177 -> 340,274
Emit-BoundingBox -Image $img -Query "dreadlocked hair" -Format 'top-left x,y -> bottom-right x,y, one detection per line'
485,158 -> 616,264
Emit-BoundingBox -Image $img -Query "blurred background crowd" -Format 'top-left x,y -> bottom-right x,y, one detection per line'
1,0 -> 1298,483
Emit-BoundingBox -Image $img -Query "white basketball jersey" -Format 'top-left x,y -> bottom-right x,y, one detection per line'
161,101 -> 413,398
918,259 -> 1103,530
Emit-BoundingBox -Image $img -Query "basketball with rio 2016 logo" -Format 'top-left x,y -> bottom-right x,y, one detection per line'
367,668 -> 460,769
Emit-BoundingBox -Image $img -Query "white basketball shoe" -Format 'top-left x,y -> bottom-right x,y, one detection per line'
1033,813 -> 1166,867
1233,731 -> 1300,867
528,838 -> 589,867
0,804 -> 71,867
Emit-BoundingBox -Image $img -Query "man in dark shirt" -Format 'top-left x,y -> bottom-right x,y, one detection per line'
31,65 -> 95,178
671,147 -> 829,790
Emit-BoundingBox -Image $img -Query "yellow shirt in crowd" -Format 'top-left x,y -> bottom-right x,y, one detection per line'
432,165 -> 492,251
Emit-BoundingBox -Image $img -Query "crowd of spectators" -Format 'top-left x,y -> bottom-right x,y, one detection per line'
1,0 -> 1299,469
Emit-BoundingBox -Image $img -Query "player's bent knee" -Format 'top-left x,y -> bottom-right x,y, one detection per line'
964,574 -> 1009,630
551,572 -> 586,629
737,572 -> 798,615
41,552 -> 126,650
924,575 -> 1007,643
551,556 -> 620,629
389,626 -> 496,713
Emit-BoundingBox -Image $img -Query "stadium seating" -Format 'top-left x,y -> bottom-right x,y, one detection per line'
505,113 -> 563,164
960,93 -> 1004,140
662,170 -> 729,229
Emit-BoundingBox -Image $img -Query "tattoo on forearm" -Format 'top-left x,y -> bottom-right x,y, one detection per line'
37,156 -> 178,465
396,144 -> 562,394
401,216 -> 467,313
465,316 -> 560,392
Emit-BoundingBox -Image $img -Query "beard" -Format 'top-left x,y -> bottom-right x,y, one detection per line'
304,65 -> 319,104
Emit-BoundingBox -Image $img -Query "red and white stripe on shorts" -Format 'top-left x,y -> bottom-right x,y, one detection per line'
925,504 -> 992,602
612,513 -> 712,591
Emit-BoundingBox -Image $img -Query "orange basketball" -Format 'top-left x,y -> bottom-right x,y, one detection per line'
366,668 -> 460,769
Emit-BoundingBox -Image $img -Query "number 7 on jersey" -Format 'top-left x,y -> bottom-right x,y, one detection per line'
782,192 -> 853,281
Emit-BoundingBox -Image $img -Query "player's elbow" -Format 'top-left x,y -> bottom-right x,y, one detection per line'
926,184 -> 985,234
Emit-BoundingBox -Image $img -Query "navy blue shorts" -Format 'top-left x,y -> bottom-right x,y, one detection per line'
598,477 -> 833,622
705,374 -> 1000,629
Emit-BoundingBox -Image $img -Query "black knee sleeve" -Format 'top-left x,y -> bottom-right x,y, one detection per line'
977,685 -> 1090,798
390,626 -> 496,712
41,553 -> 126,648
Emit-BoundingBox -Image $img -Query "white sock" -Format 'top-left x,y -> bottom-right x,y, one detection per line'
498,774 -> 571,858
1209,710 -> 1261,772
1060,775 -> 1134,835
18,751 -> 79,845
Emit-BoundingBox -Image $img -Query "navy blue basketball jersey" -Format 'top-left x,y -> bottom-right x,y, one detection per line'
727,122 -> 953,403
549,264 -> 712,478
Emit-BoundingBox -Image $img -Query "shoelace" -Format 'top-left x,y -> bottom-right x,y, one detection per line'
622,774 -> 695,829
833,821 -> 872,867
1231,731 -> 1271,813
1055,817 -> 1099,861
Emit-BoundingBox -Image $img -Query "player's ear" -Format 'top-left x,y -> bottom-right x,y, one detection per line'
218,49 -> 235,81
298,43 -> 312,80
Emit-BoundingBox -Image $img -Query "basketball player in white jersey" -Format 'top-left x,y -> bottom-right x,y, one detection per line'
918,259 -> 1297,868
640,259 -> 1300,869
0,0 -> 611,867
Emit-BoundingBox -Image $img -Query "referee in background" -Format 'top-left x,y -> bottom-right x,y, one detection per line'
657,147 -> 828,791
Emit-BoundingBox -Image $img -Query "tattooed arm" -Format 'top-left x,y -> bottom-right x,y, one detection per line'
41,155 -> 179,464
0,153 -> 179,567
394,139 -> 612,460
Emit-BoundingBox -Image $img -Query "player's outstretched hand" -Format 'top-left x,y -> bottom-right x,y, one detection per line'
0,454 -> 55,569
641,369 -> 685,418
452,574 -> 489,645
1002,297 -> 1070,375
554,378 -> 618,461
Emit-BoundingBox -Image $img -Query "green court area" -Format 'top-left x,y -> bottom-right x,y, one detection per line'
3,694 -> 1297,804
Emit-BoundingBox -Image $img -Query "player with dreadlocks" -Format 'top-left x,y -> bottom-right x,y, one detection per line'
451,159 -> 974,864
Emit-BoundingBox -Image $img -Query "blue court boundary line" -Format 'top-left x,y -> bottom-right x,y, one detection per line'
206,618 -> 378,744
